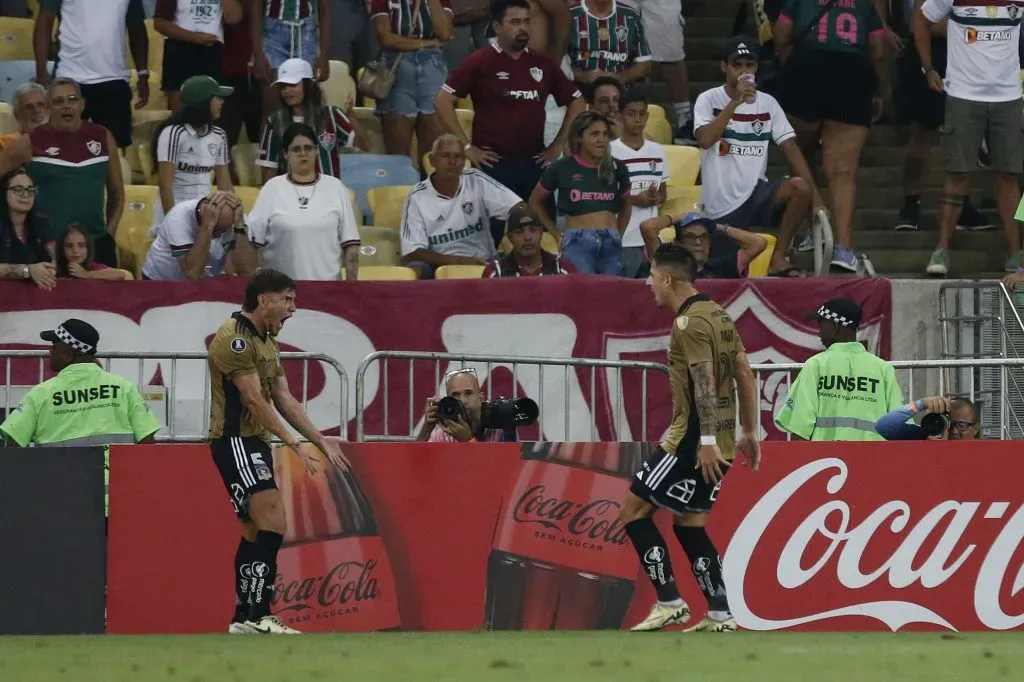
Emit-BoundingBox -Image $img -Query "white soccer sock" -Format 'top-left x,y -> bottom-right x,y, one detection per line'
707,610 -> 731,622
674,101 -> 692,127
658,598 -> 685,607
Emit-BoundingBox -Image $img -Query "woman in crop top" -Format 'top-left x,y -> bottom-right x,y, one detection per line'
530,111 -> 631,275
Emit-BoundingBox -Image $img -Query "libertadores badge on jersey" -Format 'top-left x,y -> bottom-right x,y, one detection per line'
230,337 -> 247,353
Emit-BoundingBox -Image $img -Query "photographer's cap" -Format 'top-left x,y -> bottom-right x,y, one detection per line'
724,35 -> 758,63
40,318 -> 99,355
805,298 -> 862,329
506,205 -> 542,232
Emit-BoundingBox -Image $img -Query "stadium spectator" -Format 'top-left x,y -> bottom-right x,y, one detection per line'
142,191 -> 249,280
875,395 -> 980,440
417,368 -> 507,441
219,0 -> 264,163
0,169 -> 55,290
256,58 -> 371,184
637,0 -> 693,143
34,0 -> 150,150
695,37 -> 819,278
153,0 -> 242,111
0,83 -> 49,151
370,0 -> 453,157
0,79 -> 125,267
611,89 -> 665,278
586,75 -> 624,138
247,123 -> 361,280
774,1 -> 886,272
55,224 -> 129,281
481,205 -> 576,276
530,111 -> 630,274
914,0 -> 1023,275
252,0 -> 332,86
568,0 -> 651,88
331,0 -> 379,77
436,0 -> 584,211
639,212 -> 767,279
151,76 -> 234,231
401,135 -> 524,279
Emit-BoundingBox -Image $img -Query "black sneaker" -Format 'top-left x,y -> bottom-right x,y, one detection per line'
674,121 -> 697,146
894,199 -> 920,231
956,200 -> 995,231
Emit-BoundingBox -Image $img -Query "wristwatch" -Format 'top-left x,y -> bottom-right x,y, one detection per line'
21,264 -> 29,279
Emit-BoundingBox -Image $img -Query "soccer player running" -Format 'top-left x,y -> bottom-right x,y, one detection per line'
208,269 -> 350,634
621,244 -> 761,632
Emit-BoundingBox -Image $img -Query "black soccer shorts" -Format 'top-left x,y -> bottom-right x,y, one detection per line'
210,435 -> 278,522
629,444 -> 731,515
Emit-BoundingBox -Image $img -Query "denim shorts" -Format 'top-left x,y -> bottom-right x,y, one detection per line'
377,49 -> 447,118
263,16 -> 319,69
561,228 -> 623,276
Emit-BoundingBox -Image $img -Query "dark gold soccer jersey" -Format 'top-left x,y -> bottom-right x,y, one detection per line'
207,312 -> 283,441
661,294 -> 745,459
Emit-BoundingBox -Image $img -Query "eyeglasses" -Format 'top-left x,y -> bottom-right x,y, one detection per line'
680,232 -> 709,244
951,420 -> 976,432
287,144 -> 316,154
8,185 -> 37,197
50,95 -> 81,107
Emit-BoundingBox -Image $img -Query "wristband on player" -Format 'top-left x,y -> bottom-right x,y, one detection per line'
700,435 -> 717,446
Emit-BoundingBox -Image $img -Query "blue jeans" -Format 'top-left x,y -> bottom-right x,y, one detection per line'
561,228 -> 623,275
377,49 -> 447,117
263,16 -> 319,69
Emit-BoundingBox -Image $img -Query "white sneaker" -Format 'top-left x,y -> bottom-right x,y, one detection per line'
228,621 -> 258,634
629,601 -> 691,632
246,615 -> 301,634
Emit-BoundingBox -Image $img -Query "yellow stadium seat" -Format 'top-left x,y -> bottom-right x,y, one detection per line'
234,186 -> 260,212
747,234 -> 776,278
0,18 -> 34,60
367,185 -> 412,227
322,60 -> 355,110
343,265 -> 418,281
647,104 -> 667,122
351,106 -> 385,154
137,141 -> 157,185
456,109 -> 473,139
457,97 -> 473,110
112,269 -> 135,281
664,145 -> 701,187
232,143 -> 260,187
348,188 -> 363,225
645,117 -> 672,145
436,264 -> 485,279
0,102 -> 16,135
118,185 -> 158,277
358,226 -> 401,266
660,187 -> 702,217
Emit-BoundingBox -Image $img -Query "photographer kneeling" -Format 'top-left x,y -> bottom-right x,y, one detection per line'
417,369 -> 537,443
875,396 -> 980,441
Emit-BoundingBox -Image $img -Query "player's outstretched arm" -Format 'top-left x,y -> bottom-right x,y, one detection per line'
234,373 -> 300,450
270,375 -> 351,470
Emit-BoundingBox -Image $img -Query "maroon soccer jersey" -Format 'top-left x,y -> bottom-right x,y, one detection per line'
443,43 -> 581,160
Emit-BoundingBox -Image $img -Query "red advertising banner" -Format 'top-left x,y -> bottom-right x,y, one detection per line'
0,277 -> 891,441
108,440 -> 1024,634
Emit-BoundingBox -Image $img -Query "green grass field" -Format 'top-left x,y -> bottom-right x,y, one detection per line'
0,632 -> 1020,682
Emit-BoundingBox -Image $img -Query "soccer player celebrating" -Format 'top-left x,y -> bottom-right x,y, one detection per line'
207,269 -> 349,634
620,244 -> 761,632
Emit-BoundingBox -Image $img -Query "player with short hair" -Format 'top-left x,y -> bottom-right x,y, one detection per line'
207,268 -> 350,634
620,243 -> 761,632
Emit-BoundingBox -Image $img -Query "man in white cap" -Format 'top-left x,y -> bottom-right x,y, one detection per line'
255,58 -> 371,183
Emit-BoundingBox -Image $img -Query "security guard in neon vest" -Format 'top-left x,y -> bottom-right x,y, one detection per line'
776,298 -> 903,441
0,318 -> 160,450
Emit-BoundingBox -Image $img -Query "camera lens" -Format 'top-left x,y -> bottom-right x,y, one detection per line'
437,396 -> 464,421
920,412 -> 951,438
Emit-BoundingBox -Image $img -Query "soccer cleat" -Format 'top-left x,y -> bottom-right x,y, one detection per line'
228,621 -> 258,634
684,615 -> 738,632
629,601 -> 691,632
246,615 -> 301,634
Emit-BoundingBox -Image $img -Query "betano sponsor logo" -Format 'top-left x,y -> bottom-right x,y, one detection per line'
965,27 -> 1012,44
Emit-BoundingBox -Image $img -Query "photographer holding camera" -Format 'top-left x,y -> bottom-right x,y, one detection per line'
875,396 -> 980,441
416,368 -> 538,443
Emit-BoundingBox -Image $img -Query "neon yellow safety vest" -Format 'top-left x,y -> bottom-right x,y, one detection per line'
775,341 -> 904,441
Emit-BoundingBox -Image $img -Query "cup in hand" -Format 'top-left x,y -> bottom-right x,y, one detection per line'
738,73 -> 756,104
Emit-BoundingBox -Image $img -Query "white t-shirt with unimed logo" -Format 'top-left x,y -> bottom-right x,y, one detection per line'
694,86 -> 795,220
610,138 -> 666,248
154,123 -> 229,228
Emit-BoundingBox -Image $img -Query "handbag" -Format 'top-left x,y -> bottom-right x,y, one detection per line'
358,0 -> 424,100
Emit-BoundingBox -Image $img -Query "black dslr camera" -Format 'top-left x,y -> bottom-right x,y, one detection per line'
436,395 -> 539,431
920,411 -> 951,438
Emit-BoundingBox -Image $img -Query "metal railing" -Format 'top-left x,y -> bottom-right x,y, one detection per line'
354,351 -> 669,442
0,351 -> 349,442
751,357 -> 1024,441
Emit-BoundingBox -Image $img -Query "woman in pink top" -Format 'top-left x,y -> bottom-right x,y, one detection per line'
56,224 -> 128,281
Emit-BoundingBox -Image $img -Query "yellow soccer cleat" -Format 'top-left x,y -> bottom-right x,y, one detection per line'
629,601 -> 691,632
684,615 -> 737,632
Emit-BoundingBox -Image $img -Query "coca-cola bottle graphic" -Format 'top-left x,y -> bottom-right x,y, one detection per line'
272,442 -> 401,631
484,442 -> 647,630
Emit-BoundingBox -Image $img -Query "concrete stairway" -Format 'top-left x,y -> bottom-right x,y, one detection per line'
639,0 -> 1011,278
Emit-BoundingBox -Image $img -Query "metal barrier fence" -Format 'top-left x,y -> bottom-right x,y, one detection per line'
354,351 -> 670,442
0,351 -> 348,442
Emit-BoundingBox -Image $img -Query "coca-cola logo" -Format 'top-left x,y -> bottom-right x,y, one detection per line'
273,559 -> 381,613
512,485 -> 628,546
724,458 -> 1024,631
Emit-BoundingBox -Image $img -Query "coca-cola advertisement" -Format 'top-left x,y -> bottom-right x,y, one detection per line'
109,439 -> 1022,635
